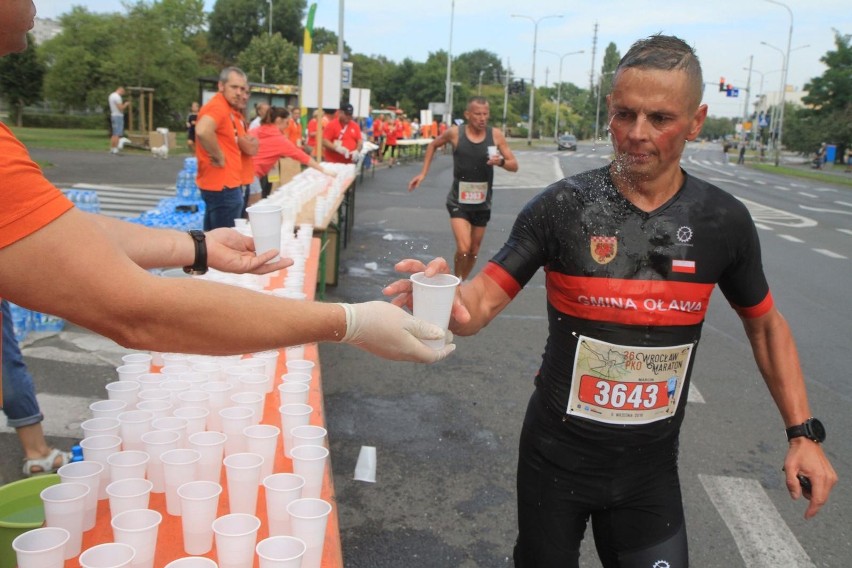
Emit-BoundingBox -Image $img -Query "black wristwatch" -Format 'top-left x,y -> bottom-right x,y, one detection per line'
183,230 -> 208,275
785,417 -> 826,443
498,156 -> 506,167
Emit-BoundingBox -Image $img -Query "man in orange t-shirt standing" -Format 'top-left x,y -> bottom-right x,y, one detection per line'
194,67 -> 257,230
286,107 -> 303,147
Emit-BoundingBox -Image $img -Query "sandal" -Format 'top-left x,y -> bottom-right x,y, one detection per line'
23,448 -> 72,477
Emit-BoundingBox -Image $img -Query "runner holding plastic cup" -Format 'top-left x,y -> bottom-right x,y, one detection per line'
409,272 -> 460,349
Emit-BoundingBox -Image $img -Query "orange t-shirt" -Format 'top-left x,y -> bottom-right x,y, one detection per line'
195,93 -> 247,191
402,121 -> 412,139
430,122 -> 438,138
286,119 -> 302,146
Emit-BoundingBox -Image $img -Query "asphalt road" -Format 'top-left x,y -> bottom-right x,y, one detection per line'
2,142 -> 849,567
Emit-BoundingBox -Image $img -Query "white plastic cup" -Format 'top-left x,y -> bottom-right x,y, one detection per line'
12,526 -> 69,568
107,450 -> 149,482
152,415 -> 189,449
106,380 -> 141,406
164,557 -> 219,568
250,350 -> 280,393
188,430 -> 227,483
290,425 -> 327,451
243,424 -> 280,481
177,480 -> 222,555
284,359 -> 314,376
161,379 -> 192,406
237,373 -> 268,398
223,365 -> 252,389
136,388 -> 170,403
289,445 -> 328,500
191,361 -> 223,382
230,391 -> 265,426
57,460 -> 103,530
262,473 -> 304,537
105,477 -> 153,518
80,434 -> 122,499
174,406 -> 209,437
122,353 -> 153,372
487,144 -> 499,158
256,535 -> 306,568
219,406 -> 254,456
141,428 -> 181,493
78,542 -> 136,568
211,513 -> 261,568
280,372 -> 311,388
137,373 -> 164,391
287,498 -> 332,568
278,403 -> 312,458
284,344 -> 305,361
161,352 -> 190,365
110,508 -> 162,568
410,271 -> 460,349
353,445 -> 377,483
116,363 -> 148,382
201,381 -> 234,432
223,452 -> 264,515
246,203 -> 283,262
135,399 -> 173,419
277,381 -> 310,406
117,409 -> 154,451
176,389 -> 211,410
160,448 -> 201,515
40,481 -> 89,558
81,417 -> 121,439
89,399 -> 128,419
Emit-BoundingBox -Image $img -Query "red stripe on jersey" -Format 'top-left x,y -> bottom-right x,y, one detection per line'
732,290 -> 774,319
546,272 -> 715,326
482,262 -> 522,299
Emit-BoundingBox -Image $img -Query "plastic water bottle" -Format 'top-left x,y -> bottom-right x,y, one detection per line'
70,445 -> 84,463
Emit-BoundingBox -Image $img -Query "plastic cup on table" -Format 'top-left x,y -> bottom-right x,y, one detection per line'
176,389 -> 210,410
243,424 -> 280,481
284,359 -> 314,376
262,473 -> 304,537
236,357 -> 266,376
141,429 -> 181,493
250,350 -> 279,392
277,381 -> 309,406
80,434 -> 122,499
160,448 -> 201,516
280,372 -> 311,388
164,557 -> 219,568
230,391 -> 265,426
57,460 -> 103,531
40,481 -> 89,559
135,399 -> 173,419
161,352 -> 190,366
284,344 -> 305,361
150,351 -> 164,367
116,363 -> 148,382
161,365 -> 192,378
12,526 -> 69,568
117,409 -> 154,452
174,406 -> 209,437
78,542 -> 136,568
105,478 -> 153,518
136,388 -> 170,404
161,379 -> 192,406
223,365 -> 252,389
106,380 -> 141,406
201,381 -> 234,432
188,430 -> 227,483
289,445 -> 328,500
107,450 -> 149,482
246,203 -> 283,262
191,361 -> 223,382
410,271 -> 460,349
211,513 -> 261,568
256,535 -> 306,568
223,452 -> 264,514
152,415 -> 189,449
286,498 -> 332,568
122,352 -> 153,372
219,406 -> 254,456
89,399 -> 128,419
176,480 -> 222,555
179,373 -> 209,389
81,417 -> 121,439
278,403 -> 312,458
290,425 -> 327,452
137,373 -> 164,391
110,508 -> 162,568
237,373 -> 268,399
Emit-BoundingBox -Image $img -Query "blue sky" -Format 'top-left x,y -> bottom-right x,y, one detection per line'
37,0 -> 846,118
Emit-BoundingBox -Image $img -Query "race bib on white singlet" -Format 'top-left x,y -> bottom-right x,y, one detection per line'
565,335 -> 694,425
458,181 -> 487,204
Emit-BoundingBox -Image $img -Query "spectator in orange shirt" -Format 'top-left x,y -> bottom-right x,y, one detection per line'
305,108 -> 332,158
402,118 -> 412,140
286,107 -> 303,147
382,116 -> 403,167
373,115 -> 386,162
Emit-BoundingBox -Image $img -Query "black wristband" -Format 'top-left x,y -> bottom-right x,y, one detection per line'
498,156 -> 506,167
183,230 -> 208,275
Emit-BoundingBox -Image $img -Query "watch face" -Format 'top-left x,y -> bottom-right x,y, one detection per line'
808,418 -> 826,442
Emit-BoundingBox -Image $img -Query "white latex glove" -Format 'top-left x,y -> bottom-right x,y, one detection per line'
337,302 -> 455,363
351,151 -> 362,163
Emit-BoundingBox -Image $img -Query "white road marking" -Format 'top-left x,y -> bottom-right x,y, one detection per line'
774,185 -> 790,191
687,384 -> 704,403
754,180 -> 767,185
797,192 -> 818,199
736,198 -> 817,228
838,229 -> 852,237
699,475 -> 816,568
755,223 -> 774,231
553,155 -> 564,181
835,201 -> 852,208
778,234 -> 804,243
812,248 -> 847,259
799,205 -> 852,215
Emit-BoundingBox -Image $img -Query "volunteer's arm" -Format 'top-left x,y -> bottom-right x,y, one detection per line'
195,115 -> 225,167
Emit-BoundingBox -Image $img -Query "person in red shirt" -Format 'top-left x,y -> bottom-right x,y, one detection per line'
322,103 -> 363,164
381,116 -> 403,167
372,116 -> 385,162
286,107 -> 303,147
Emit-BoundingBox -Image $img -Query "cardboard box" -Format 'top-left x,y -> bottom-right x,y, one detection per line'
148,130 -> 177,149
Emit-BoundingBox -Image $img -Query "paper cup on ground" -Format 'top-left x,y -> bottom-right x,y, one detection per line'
111,508 -> 162,568
12,526 -> 69,568
117,409 -> 154,452
106,380 -> 140,406
410,271 -> 460,348
177,480 -> 222,555
78,542 -> 135,568
278,403 -> 313,458
278,381 -> 309,406
174,406 -> 209,437
89,399 -> 128,419
287,498 -> 332,568
212,513 -> 261,568
81,417 -> 121,439
353,445 -> 377,483
219,406 -> 254,456
164,557 -> 219,568
262,473 -> 304,537
106,478 -> 152,518
247,203 -> 283,262
223,452 -> 263,515
290,425 -> 327,451
188,430 -> 227,483
160,448 -> 201,515
40,481 -> 89,559
107,450 -> 149,482
57,460 -> 103,530
256,535 -> 306,568
243,424 -> 280,481
290,445 -> 328,500
80,434 -> 122,499
141,429 -> 180,493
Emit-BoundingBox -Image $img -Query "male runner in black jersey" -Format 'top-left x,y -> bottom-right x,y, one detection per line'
408,97 -> 518,280
388,35 -> 836,567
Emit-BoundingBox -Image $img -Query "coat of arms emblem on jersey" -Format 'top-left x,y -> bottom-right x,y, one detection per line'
590,236 -> 617,264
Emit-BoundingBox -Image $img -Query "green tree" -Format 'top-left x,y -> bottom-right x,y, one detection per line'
453,49 -> 503,90
0,34 -> 45,126
310,27 -> 352,57
349,53 -> 397,105
209,0 -> 305,62
237,34 -> 299,85
699,116 -> 737,140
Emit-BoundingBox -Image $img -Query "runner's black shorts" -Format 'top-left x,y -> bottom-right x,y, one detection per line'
446,203 -> 491,227
513,388 -> 688,567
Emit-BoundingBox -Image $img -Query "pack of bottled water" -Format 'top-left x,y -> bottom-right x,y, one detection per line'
175,158 -> 201,200
8,302 -> 64,340
64,189 -> 101,214
126,198 -> 204,231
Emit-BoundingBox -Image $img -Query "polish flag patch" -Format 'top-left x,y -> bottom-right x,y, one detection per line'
672,259 -> 696,274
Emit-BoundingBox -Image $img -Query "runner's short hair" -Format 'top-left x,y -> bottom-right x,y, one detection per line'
615,34 -> 703,107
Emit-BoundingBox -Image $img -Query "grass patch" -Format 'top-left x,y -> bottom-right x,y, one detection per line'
9,126 -> 193,156
749,163 -> 852,188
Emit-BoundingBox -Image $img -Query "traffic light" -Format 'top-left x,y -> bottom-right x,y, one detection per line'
719,77 -> 725,92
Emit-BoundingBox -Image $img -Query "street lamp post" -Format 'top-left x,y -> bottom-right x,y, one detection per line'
512,14 -> 563,146
540,49 -> 584,139
764,0 -> 793,166
445,0 -> 456,127
267,0 -> 273,35
594,70 -> 615,146
502,58 -> 511,135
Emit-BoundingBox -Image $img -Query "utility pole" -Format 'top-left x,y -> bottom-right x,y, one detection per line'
502,58 -> 510,135
743,54 -> 753,145
445,0 -> 455,126
589,22 -> 598,92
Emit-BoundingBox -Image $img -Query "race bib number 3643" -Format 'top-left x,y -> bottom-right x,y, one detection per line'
566,335 -> 694,425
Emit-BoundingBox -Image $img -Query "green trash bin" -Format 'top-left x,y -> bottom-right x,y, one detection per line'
0,474 -> 60,568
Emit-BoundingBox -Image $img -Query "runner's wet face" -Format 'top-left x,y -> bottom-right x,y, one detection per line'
607,68 -> 706,182
220,72 -> 248,111
465,102 -> 490,131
